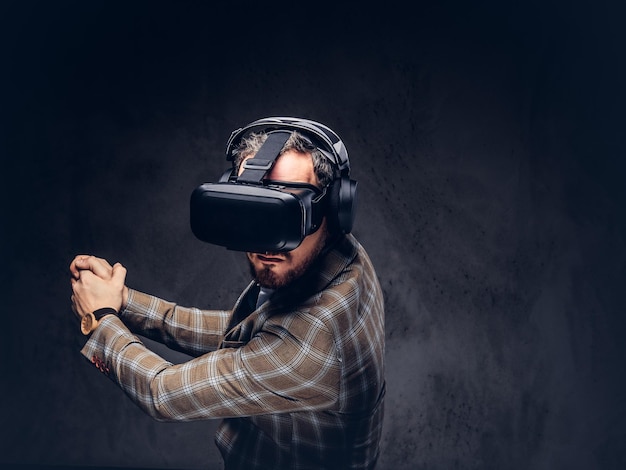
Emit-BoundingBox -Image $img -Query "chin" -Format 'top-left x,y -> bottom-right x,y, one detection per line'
256,267 -> 289,289
249,261 -> 296,290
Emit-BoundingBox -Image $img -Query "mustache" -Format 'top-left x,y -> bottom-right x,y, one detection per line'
252,251 -> 291,260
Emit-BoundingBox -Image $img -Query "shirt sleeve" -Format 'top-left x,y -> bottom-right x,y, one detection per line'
80,309 -> 340,421
119,288 -> 231,356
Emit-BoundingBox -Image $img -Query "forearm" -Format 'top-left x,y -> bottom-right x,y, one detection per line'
81,315 -> 340,422
120,288 -> 231,356
81,316 -> 174,420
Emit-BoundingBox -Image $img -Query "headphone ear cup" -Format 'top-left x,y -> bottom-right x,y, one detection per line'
327,177 -> 357,234
339,178 -> 357,233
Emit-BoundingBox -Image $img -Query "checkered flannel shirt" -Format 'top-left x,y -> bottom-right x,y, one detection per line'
81,234 -> 385,469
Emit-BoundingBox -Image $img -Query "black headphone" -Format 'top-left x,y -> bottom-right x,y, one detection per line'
223,117 -> 358,234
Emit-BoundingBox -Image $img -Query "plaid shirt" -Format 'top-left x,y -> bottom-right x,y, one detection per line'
81,234 -> 385,469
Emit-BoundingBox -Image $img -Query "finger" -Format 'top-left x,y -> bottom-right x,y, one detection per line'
69,255 -> 90,278
70,255 -> 99,278
111,262 -> 128,287
73,255 -> 114,279
74,268 -> 97,285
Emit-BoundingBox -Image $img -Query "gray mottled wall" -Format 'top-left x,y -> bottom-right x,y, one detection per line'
2,1 -> 625,469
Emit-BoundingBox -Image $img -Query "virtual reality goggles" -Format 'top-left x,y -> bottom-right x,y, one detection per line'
190,117 -> 357,253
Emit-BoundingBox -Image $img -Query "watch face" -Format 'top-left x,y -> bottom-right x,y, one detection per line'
80,313 -> 95,335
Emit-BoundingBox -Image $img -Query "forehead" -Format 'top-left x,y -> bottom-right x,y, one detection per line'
242,150 -> 318,185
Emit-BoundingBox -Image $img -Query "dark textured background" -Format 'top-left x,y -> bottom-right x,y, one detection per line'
2,1 -> 625,469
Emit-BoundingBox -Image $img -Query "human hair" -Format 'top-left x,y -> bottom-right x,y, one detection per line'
232,131 -> 335,189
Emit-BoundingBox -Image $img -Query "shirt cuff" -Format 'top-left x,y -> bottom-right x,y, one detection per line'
79,314 -> 142,378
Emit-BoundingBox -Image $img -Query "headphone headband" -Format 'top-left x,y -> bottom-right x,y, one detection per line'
225,117 -> 350,175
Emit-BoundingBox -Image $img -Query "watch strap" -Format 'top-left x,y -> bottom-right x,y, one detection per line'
80,307 -> 119,335
93,307 -> 118,320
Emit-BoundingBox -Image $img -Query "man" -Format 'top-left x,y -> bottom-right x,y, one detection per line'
70,117 -> 385,469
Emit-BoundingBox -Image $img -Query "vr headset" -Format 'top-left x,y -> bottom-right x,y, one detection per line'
190,117 -> 357,253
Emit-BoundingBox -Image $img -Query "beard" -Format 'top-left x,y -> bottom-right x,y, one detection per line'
249,260 -> 301,290
248,229 -> 328,290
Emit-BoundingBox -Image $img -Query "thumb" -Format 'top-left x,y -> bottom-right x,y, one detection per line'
111,262 -> 127,286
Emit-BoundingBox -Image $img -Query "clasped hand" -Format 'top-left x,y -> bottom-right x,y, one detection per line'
70,255 -> 128,319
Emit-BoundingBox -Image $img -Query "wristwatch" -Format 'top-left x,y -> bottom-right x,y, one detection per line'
80,307 -> 118,335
